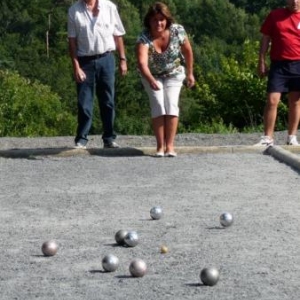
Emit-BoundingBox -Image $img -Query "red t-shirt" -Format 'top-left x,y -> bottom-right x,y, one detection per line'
261,8 -> 300,60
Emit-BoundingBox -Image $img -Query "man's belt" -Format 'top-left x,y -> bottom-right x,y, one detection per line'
78,51 -> 111,61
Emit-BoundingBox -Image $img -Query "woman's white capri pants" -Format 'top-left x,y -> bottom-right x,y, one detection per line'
141,72 -> 186,118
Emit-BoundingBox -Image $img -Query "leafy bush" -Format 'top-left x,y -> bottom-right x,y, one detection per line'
0,70 -> 76,137
203,40 -> 288,131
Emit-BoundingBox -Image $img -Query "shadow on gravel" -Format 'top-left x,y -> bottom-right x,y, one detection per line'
103,243 -> 122,247
89,270 -> 106,274
0,147 -> 146,159
32,255 -> 49,258
184,283 -> 202,287
115,275 -> 134,279
206,226 -> 225,230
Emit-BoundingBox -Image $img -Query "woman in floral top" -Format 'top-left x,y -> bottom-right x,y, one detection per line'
136,2 -> 195,157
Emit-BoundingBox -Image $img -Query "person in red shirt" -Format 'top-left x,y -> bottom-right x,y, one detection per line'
255,0 -> 300,146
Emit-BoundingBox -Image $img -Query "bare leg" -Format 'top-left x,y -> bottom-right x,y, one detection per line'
152,116 -> 165,152
264,92 -> 281,138
287,91 -> 300,135
165,115 -> 178,153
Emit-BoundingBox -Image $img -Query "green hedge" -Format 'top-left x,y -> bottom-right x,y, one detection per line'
0,70 -> 76,137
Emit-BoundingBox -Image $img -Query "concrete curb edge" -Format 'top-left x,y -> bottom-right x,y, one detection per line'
265,145 -> 300,172
0,145 -> 272,158
0,145 -> 299,159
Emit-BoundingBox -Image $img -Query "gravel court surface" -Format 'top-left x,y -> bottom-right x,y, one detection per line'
1,143 -> 300,299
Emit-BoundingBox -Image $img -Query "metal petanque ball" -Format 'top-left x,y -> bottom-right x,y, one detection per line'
150,206 -> 163,220
124,231 -> 139,247
220,212 -> 234,227
102,254 -> 119,272
129,259 -> 147,277
200,267 -> 220,286
115,229 -> 128,245
41,240 -> 58,257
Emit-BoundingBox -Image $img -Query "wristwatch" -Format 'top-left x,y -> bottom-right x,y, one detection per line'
119,57 -> 127,61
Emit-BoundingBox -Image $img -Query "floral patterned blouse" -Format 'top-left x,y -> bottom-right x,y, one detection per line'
136,23 -> 187,77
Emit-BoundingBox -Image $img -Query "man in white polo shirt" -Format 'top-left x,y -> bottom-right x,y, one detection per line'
68,0 -> 127,149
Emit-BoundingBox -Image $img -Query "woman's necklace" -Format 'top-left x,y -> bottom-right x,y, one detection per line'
152,29 -> 170,50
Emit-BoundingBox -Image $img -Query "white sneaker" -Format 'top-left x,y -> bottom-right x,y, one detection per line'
287,135 -> 299,145
74,142 -> 87,149
103,141 -> 120,148
253,136 -> 274,146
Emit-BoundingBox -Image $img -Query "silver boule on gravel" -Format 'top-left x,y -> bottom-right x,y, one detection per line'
102,254 -> 119,272
124,231 -> 139,247
41,240 -> 58,257
115,229 -> 128,245
220,212 -> 234,227
200,267 -> 220,286
129,259 -> 147,277
150,206 -> 163,220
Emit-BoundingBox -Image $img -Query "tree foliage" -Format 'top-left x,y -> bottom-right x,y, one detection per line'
0,0 -> 290,136
0,69 -> 76,136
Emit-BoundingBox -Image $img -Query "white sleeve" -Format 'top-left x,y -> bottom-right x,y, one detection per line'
113,7 -> 126,36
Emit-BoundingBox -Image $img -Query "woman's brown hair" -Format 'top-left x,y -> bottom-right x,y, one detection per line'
143,2 -> 175,30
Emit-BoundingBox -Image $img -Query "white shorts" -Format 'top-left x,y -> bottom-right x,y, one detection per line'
141,72 -> 186,118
